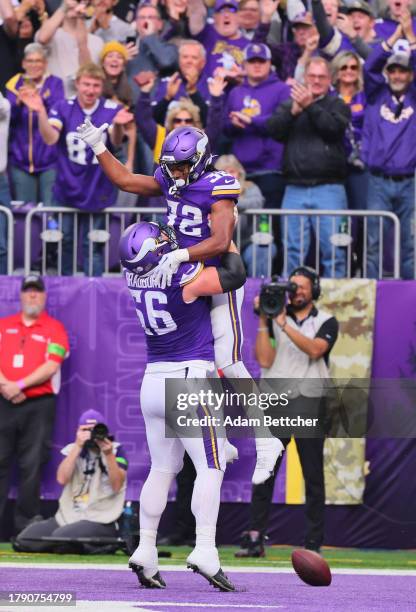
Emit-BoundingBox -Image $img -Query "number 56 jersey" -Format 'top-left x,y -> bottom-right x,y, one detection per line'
154,168 -> 241,251
124,262 -> 215,363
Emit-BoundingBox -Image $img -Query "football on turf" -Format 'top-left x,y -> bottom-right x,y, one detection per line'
291,549 -> 332,586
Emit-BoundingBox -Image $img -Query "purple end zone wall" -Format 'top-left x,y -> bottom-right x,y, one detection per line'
1,277 -> 416,548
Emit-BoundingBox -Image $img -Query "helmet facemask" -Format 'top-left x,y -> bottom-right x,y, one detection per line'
159,129 -> 212,193
119,221 -> 178,275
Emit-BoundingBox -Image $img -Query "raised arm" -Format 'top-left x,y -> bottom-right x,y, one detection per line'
0,0 -> 18,36
77,118 -> 162,195
35,3 -> 65,44
363,34 -> 402,101
135,87 -> 158,150
187,0 -> 207,36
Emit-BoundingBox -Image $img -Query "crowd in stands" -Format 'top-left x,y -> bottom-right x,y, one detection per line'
0,0 -> 415,278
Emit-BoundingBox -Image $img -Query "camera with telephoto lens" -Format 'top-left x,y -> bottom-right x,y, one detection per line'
259,277 -> 297,318
84,423 -> 114,451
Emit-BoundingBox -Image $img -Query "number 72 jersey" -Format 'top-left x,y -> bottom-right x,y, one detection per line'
154,167 -> 241,250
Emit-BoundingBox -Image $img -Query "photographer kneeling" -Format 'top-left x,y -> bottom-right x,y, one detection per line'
14,410 -> 128,553
236,267 -> 338,557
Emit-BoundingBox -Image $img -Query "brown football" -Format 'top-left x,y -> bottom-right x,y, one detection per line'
291,549 -> 332,587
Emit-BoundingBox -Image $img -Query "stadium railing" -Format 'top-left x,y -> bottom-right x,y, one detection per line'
21,206 -> 401,279
0,204 -> 14,275
236,209 -> 401,279
24,206 -> 165,276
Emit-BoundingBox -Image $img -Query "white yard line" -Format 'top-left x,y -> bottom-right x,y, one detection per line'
1,562 -> 416,576
129,603 -> 284,609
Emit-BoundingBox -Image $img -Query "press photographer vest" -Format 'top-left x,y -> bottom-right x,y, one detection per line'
55,442 -> 126,526
262,308 -> 333,398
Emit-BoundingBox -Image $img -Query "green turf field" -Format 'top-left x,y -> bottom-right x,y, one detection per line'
0,543 -> 414,570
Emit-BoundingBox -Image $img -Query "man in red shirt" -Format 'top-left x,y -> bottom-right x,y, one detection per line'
0,274 -> 69,534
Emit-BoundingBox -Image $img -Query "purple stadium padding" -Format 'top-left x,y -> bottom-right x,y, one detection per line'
1,278 -> 416,548
12,203 -> 42,268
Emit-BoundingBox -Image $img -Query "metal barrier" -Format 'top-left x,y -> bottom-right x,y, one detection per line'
0,205 -> 14,275
22,206 -> 401,279
236,209 -> 401,279
24,206 -> 165,276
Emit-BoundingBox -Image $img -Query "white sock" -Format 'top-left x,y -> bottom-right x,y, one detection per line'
139,469 -> 175,534
195,526 -> 216,549
191,468 -> 223,546
139,529 -> 158,548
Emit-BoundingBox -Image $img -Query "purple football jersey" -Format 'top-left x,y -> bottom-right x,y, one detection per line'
154,168 -> 240,252
124,262 -> 214,363
48,97 -> 122,211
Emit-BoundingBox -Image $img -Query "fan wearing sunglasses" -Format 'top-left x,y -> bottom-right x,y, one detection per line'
136,96 -> 202,165
331,51 -> 367,211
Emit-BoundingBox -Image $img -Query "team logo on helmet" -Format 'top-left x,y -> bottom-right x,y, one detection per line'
159,127 -> 212,193
119,221 -> 178,275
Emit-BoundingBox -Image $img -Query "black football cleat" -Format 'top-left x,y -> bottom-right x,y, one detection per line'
129,562 -> 166,589
235,531 -> 265,558
187,563 -> 235,592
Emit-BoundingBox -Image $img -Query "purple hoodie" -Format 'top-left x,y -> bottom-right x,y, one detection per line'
224,72 -> 290,174
6,73 -> 64,173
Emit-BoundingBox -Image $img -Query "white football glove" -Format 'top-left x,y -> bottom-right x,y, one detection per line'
152,249 -> 189,289
76,117 -> 109,156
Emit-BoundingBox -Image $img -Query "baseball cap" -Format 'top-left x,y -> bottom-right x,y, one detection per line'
346,0 -> 374,17
244,43 -> 272,62
291,11 -> 313,26
78,409 -> 105,426
21,274 -> 45,292
214,0 -> 238,12
386,53 -> 412,71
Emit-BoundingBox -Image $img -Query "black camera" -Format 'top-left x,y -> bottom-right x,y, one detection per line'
84,423 -> 114,451
259,277 -> 297,318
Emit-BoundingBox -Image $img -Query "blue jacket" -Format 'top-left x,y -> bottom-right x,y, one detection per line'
224,72 -> 290,174
362,44 -> 416,175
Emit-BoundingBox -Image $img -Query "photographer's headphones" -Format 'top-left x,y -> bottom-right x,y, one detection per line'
289,266 -> 321,300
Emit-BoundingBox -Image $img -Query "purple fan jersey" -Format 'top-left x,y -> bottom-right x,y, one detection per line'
48,97 -> 122,211
154,168 -> 240,257
196,24 -> 250,80
6,73 -> 64,173
124,262 -> 214,363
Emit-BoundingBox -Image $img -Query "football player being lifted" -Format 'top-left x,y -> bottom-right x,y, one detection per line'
76,120 -> 284,484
